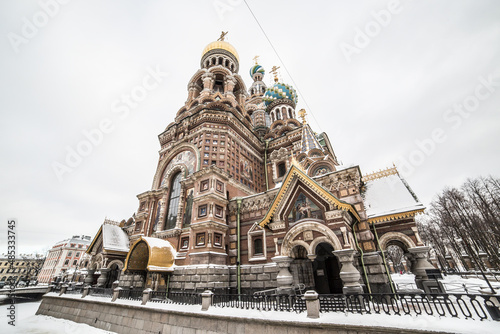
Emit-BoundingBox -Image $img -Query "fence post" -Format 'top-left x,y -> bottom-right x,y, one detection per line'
201,290 -> 214,311
59,284 -> 68,296
142,288 -> 152,305
82,286 -> 90,298
112,287 -> 121,302
304,290 -> 320,319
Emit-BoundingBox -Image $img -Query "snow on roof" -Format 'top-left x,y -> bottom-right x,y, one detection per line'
102,224 -> 129,253
142,237 -> 177,258
363,174 -> 424,218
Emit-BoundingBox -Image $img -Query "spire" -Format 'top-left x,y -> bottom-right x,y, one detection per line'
301,124 -> 323,153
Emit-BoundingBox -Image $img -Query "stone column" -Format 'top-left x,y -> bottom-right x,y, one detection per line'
84,269 -> 94,286
111,287 -> 121,302
201,290 -> 214,311
271,256 -> 294,294
332,249 -> 363,294
142,288 -> 152,305
224,76 -> 236,98
201,72 -> 214,95
304,290 -> 320,319
82,286 -> 90,298
96,268 -> 110,287
59,285 -> 68,296
408,246 -> 436,289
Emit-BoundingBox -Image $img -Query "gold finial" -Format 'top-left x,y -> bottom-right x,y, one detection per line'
298,109 -> 307,124
270,65 -> 280,82
253,55 -> 260,65
218,31 -> 228,41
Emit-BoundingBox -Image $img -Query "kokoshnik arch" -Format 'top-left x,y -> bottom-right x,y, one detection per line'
85,33 -> 436,294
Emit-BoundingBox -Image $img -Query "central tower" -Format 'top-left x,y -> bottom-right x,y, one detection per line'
108,33 -> 429,295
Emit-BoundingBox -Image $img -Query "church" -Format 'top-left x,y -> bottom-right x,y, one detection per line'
85,33 -> 436,295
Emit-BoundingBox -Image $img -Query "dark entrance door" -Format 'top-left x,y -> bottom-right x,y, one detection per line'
313,243 -> 343,294
105,264 -> 120,288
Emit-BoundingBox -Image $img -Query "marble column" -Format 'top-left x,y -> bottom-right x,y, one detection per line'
271,256 -> 294,294
84,269 -> 94,286
96,268 -> 110,287
408,246 -> 436,289
332,249 -> 363,294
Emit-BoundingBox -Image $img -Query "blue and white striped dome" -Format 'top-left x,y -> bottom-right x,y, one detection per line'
249,64 -> 265,78
263,82 -> 298,106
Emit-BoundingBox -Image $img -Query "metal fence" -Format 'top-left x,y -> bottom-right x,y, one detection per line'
319,293 -> 499,320
55,286 -> 500,321
149,291 -> 202,305
89,287 -> 113,297
212,294 -> 306,313
65,286 -> 84,295
118,288 -> 142,301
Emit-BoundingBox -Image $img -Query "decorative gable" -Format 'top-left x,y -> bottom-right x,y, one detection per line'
259,165 -> 360,229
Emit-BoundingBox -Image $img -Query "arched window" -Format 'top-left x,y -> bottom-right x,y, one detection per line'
277,162 -> 286,178
254,238 -> 263,255
165,172 -> 182,230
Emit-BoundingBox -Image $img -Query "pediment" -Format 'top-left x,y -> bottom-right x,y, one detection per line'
259,165 -> 360,229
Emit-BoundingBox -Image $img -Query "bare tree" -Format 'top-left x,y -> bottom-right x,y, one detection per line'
20,253 -> 46,286
387,245 -> 405,273
418,176 -> 500,271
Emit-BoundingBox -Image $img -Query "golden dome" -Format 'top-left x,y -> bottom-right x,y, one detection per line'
202,40 -> 239,62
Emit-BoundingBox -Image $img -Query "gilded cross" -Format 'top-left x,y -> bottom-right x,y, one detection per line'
270,65 -> 280,82
218,31 -> 228,41
253,55 -> 260,64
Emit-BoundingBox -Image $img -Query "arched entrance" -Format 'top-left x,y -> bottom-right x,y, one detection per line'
290,245 -> 314,290
313,243 -> 342,294
378,232 -> 437,290
123,236 -> 176,290
105,263 -> 121,288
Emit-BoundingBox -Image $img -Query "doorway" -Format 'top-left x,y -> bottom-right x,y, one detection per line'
313,243 -> 342,294
105,264 -> 120,288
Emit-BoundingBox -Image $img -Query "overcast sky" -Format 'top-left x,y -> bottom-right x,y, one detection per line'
0,1 -> 499,255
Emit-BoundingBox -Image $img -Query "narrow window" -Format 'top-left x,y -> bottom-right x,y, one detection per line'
254,238 -> 263,255
277,162 -> 286,177
165,172 -> 182,229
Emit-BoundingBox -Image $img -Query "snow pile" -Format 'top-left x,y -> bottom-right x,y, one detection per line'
0,301 -> 116,334
102,224 -> 129,252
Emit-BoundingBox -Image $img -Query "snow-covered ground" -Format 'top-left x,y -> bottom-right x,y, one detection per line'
0,301 -> 116,334
392,273 -> 500,294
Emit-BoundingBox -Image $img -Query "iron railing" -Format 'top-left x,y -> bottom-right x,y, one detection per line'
51,285 -> 61,293
89,287 -> 113,297
319,293 -> 499,320
212,294 -> 306,313
65,286 -> 84,295
149,291 -> 202,305
118,289 -> 142,301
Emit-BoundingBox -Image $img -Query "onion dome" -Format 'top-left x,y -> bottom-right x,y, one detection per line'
201,40 -> 239,62
263,82 -> 298,106
249,64 -> 265,79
